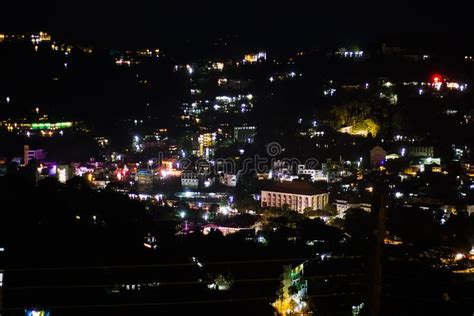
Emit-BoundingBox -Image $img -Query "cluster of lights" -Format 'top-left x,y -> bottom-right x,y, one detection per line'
186,64 -> 193,75
446,82 -> 467,91
31,122 -> 72,130
211,62 -> 224,71
323,88 -> 336,96
115,58 -> 132,66
420,74 -> 468,92
30,31 -> 51,44
135,48 -> 160,57
336,49 -> 364,58
243,51 -> 267,63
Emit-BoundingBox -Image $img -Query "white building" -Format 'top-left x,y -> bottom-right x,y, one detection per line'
181,172 -> 199,188
334,199 -> 372,218
297,165 -> 328,182
261,182 -> 329,213
57,165 -> 74,183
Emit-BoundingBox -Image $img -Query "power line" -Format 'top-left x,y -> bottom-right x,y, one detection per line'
5,256 -> 362,272
4,273 -> 365,291
3,293 -> 361,312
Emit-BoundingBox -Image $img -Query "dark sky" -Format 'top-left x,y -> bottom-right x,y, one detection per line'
1,1 -> 472,51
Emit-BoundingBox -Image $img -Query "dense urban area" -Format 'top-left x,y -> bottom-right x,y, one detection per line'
1,25 -> 474,316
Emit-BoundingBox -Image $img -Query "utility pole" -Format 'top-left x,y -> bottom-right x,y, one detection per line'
367,177 -> 387,316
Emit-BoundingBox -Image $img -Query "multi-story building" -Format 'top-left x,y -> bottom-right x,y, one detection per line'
370,146 -> 386,167
181,172 -> 200,188
198,133 -> 216,158
234,126 -> 256,143
57,165 -> 74,183
333,199 -> 372,218
261,182 -> 329,213
297,165 -> 328,182
407,146 -> 434,158
23,145 -> 46,165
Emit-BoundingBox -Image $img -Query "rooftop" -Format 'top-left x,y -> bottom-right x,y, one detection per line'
263,181 -> 328,196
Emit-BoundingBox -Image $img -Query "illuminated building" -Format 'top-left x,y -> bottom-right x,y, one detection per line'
370,146 -> 386,167
446,82 -> 467,91
23,145 -> 46,166
243,51 -> 267,63
0,33 -> 4,42
95,137 -> 109,148
407,146 -> 434,158
221,173 -> 238,187
272,263 -> 309,315
420,157 -> 441,165
31,122 -> 73,130
132,135 -> 143,152
115,58 -> 132,66
198,132 -> 216,158
431,164 -> 442,173
135,48 -> 160,56
297,165 -> 328,182
217,78 -> 228,86
270,160 -> 295,182
31,31 -> 51,44
404,166 -> 420,176
181,172 -> 199,188
57,165 -> 74,183
202,224 -> 253,236
233,126 -> 256,143
211,62 -> 224,71
335,48 -> 364,58
386,153 -> 400,160
334,198 -> 371,218
261,182 -> 329,213
136,170 -> 153,186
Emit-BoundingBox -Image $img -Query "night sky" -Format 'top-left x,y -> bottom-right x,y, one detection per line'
2,1 -> 472,51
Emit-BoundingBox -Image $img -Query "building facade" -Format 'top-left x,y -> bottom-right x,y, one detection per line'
370,146 -> 386,167
261,183 -> 329,213
334,199 -> 372,218
407,146 -> 434,158
234,126 -> 256,143
181,172 -> 199,188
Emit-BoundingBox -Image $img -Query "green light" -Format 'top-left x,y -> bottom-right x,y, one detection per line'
30,122 -> 73,130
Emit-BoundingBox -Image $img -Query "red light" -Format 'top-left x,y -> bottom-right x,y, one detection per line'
432,74 -> 442,83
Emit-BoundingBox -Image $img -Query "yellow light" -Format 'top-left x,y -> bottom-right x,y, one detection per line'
58,168 -> 67,183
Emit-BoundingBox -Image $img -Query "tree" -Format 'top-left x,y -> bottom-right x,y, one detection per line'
344,208 -> 371,240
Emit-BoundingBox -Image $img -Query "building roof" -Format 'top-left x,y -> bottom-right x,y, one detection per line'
263,181 -> 327,196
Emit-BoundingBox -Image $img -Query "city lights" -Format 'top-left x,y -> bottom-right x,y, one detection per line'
1,10 -> 473,316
